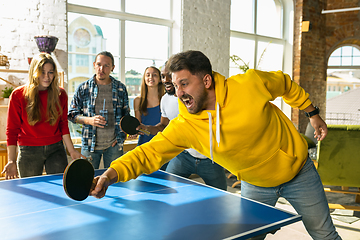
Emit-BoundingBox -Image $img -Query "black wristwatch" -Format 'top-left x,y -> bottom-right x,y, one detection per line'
305,106 -> 319,118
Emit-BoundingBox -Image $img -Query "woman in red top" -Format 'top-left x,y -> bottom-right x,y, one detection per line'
2,53 -> 84,179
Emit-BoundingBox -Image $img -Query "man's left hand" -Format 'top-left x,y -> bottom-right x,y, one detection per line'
309,115 -> 327,141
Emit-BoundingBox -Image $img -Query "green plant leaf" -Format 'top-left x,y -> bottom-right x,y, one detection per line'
2,86 -> 14,98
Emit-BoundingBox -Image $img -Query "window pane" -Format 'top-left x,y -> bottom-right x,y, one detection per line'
125,21 -> 168,60
230,0 -> 254,33
229,37 -> 255,76
125,0 -> 171,19
331,48 -> 341,57
328,56 -> 341,66
257,41 -> 283,71
257,0 -> 282,38
341,46 -> 352,56
341,56 -> 352,66
353,56 -> 360,65
353,47 -> 360,56
68,0 -> 121,11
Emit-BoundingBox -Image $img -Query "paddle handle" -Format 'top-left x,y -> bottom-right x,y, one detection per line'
139,128 -> 151,136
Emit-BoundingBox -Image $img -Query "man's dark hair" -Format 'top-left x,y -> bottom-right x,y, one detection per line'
166,50 -> 213,80
96,51 -> 115,66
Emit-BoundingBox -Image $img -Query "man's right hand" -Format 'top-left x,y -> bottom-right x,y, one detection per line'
90,175 -> 110,199
87,115 -> 107,128
89,168 -> 118,199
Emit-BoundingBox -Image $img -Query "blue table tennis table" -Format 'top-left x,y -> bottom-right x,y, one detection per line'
0,170 -> 301,240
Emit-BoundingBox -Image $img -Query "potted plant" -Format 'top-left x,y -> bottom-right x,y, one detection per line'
1,86 -> 14,104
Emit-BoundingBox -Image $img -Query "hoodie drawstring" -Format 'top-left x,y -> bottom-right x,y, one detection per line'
207,102 -> 220,163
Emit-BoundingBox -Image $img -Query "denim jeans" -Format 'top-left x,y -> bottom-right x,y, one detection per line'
18,140 -> 68,178
81,144 -> 123,169
166,150 -> 227,191
241,157 -> 341,240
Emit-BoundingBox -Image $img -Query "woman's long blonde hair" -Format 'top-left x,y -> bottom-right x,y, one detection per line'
139,66 -> 164,115
25,53 -> 61,126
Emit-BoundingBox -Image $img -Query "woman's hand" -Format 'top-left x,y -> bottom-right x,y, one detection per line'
127,134 -> 138,139
68,149 -> 86,160
2,161 -> 19,180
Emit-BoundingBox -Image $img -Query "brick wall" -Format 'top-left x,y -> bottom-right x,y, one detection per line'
325,0 -> 360,54
293,0 -> 328,133
181,0 -> 231,76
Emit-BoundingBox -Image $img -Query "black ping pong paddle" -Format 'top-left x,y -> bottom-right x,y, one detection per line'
63,158 -> 94,201
120,115 -> 150,136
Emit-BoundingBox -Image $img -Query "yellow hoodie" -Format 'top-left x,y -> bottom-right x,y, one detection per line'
110,69 -> 312,187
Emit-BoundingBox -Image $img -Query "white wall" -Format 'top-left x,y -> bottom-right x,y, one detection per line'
0,0 -> 68,84
181,0 -> 231,76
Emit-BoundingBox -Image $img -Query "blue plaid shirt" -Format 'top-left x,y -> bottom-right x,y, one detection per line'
68,75 -> 130,152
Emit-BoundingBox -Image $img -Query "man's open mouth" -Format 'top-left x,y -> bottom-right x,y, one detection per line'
181,96 -> 194,108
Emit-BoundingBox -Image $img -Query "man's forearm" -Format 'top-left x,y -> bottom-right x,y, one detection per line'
75,115 -> 87,125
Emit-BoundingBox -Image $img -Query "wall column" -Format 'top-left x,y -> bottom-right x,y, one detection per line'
293,0 -> 327,133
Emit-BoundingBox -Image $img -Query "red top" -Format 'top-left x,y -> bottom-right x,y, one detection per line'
6,86 -> 70,146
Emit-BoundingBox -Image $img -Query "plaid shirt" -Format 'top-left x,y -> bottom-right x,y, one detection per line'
68,75 -> 130,152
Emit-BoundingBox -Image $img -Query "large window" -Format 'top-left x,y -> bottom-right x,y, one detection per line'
67,0 -> 173,137
230,0 -> 293,117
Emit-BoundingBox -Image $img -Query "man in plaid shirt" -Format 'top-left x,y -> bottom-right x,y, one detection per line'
68,51 -> 130,169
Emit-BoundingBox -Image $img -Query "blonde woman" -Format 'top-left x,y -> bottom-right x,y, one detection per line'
2,53 -> 84,179
133,66 -> 164,146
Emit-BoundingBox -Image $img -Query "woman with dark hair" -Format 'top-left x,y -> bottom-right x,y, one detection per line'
133,66 -> 164,146
2,53 -> 84,179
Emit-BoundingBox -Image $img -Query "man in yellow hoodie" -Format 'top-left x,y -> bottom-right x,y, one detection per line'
91,50 -> 341,240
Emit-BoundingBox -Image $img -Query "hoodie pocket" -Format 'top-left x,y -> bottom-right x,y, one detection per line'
238,148 -> 302,187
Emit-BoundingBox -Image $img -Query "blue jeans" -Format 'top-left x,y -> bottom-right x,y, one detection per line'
166,150 -> 227,191
18,140 -> 68,178
81,144 -> 123,169
241,157 -> 341,240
